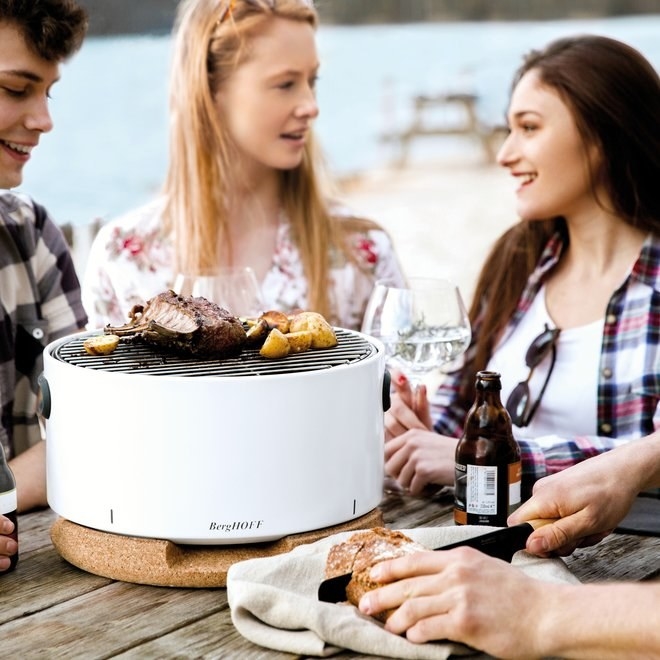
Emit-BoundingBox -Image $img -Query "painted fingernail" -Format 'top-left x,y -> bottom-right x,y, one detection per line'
396,373 -> 407,385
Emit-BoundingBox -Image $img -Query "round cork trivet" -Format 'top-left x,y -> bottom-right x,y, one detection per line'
50,508 -> 383,588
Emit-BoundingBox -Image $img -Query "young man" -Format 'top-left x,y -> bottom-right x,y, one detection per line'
0,0 -> 88,572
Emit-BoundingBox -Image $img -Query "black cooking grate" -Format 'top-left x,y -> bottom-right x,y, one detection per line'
51,328 -> 378,377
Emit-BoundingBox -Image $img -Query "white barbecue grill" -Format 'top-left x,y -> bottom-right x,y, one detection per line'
41,328 -> 388,546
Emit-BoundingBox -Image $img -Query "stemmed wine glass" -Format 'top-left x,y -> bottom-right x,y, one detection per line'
362,277 -> 472,494
173,266 -> 265,319
362,277 -> 471,387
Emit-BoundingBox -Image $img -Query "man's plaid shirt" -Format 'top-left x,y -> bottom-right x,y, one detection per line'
0,192 -> 88,459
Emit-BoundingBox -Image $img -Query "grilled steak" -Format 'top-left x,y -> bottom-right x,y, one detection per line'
105,290 -> 247,358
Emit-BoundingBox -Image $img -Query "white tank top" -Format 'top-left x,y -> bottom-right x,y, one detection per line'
487,286 -> 603,440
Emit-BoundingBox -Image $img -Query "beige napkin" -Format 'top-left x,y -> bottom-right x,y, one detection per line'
227,526 -> 579,658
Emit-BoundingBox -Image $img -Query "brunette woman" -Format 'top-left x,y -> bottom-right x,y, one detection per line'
385,35 -> 660,497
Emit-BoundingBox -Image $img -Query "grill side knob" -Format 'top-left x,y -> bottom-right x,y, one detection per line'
382,369 -> 391,412
38,373 -> 51,419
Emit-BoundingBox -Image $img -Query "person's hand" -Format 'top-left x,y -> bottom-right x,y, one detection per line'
383,370 -> 456,495
358,547 -> 557,658
509,445 -> 644,557
384,370 -> 433,440
384,430 -> 457,495
0,515 -> 17,572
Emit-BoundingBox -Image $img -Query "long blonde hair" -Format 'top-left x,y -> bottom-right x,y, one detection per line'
163,0 -> 378,320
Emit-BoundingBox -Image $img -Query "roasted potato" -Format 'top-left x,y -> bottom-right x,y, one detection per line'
83,334 -> 120,356
288,312 -> 338,348
259,328 -> 290,359
285,330 -> 313,354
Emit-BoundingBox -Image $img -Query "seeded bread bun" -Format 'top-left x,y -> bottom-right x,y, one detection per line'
325,527 -> 427,621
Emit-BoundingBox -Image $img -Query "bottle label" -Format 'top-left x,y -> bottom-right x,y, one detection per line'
466,465 -> 497,515
454,461 -> 522,526
509,461 -> 522,508
0,488 -> 17,515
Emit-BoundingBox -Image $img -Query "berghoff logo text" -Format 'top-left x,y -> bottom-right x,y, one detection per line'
209,520 -> 265,532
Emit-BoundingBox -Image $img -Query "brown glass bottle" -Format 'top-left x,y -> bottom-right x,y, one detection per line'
454,371 -> 521,526
0,442 -> 18,572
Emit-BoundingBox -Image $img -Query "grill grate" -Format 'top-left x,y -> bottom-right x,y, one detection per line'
52,328 -> 377,377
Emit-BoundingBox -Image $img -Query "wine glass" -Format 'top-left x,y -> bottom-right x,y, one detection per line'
362,277 -> 471,494
173,266 -> 265,319
362,277 -> 471,387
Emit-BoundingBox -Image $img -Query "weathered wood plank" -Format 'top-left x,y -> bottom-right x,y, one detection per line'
0,545 -> 111,624
0,580 -> 227,657
17,506 -> 58,553
380,489 -> 455,529
565,532 -> 660,583
113,612 -> 300,659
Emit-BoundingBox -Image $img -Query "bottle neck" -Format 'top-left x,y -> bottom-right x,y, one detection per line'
475,388 -> 504,407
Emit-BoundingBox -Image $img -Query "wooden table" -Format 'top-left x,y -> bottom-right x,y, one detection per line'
3,489 -> 660,658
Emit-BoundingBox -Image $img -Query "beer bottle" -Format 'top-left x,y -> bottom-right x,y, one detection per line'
0,442 -> 18,572
454,370 -> 521,526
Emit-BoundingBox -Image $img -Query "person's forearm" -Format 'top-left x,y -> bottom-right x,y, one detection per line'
8,442 -> 47,512
519,431 -> 660,505
633,431 -> 660,491
538,582 -> 660,659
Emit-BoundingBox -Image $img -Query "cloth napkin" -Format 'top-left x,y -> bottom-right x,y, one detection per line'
227,525 -> 579,659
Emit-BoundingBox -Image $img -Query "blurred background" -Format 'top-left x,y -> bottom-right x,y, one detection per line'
17,1 -> 659,291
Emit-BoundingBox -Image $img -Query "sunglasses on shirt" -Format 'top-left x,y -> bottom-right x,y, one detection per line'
505,323 -> 561,427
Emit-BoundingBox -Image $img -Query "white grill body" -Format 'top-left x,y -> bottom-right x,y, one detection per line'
42,330 -> 386,544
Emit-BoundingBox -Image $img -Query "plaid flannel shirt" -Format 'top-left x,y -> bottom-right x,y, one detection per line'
0,192 -> 88,459
431,231 -> 660,497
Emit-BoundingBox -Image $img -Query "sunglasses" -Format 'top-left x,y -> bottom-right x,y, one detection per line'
218,0 -> 314,24
505,323 -> 561,427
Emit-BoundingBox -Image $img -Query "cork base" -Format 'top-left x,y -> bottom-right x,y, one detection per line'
50,509 -> 384,588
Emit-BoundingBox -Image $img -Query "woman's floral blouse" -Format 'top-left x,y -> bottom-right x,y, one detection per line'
81,198 -> 406,330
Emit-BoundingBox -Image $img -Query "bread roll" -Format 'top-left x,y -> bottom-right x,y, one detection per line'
325,527 -> 426,621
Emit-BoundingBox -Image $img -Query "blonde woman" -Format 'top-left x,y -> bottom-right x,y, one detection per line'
82,0 -> 405,330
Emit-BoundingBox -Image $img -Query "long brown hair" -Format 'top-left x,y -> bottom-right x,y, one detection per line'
163,0 -> 379,321
459,35 -> 660,402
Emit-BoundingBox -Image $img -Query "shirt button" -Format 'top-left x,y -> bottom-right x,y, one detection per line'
600,423 -> 612,434
606,314 -> 617,325
32,328 -> 44,340
602,367 -> 613,379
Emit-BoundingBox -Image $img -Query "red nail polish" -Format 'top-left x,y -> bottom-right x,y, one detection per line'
397,373 -> 407,385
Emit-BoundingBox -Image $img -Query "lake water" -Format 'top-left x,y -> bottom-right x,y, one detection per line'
17,14 -> 660,227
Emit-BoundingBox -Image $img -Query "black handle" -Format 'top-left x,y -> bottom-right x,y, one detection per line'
38,373 -> 51,419
382,368 -> 391,412
439,523 -> 534,562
